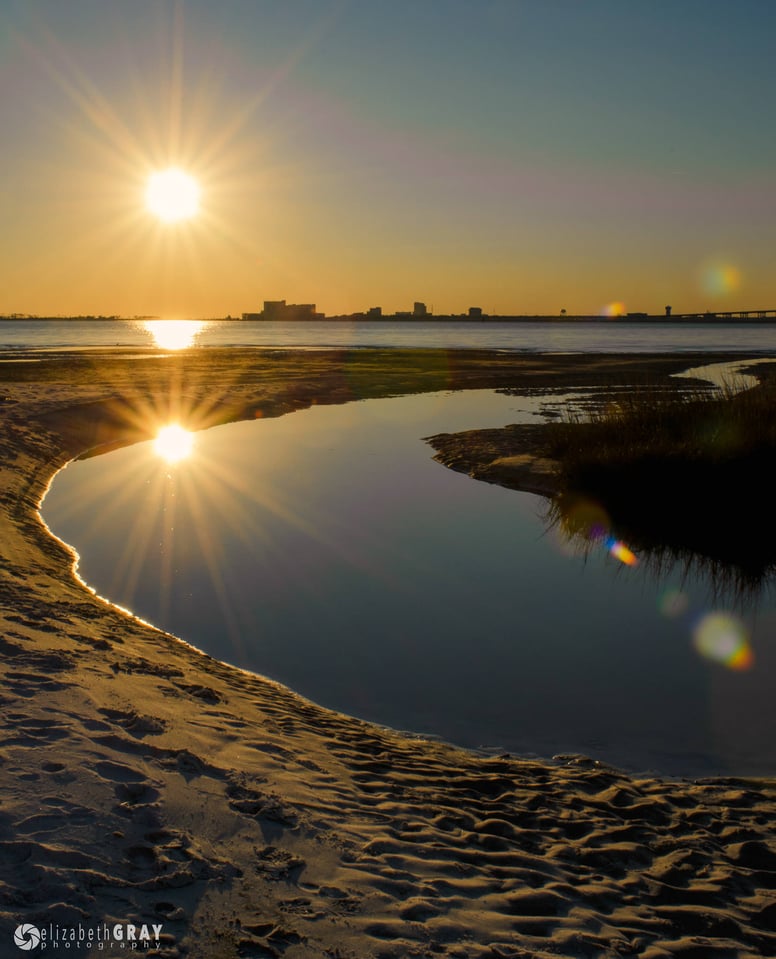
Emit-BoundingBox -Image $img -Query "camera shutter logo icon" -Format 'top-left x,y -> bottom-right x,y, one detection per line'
14,925 -> 41,951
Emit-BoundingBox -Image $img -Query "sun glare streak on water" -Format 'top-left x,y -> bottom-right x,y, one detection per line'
144,320 -> 207,350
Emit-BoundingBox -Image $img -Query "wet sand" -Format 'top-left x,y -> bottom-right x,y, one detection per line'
1,347 -> 774,958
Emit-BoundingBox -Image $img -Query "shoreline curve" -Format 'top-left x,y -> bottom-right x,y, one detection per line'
2,347 -> 774,959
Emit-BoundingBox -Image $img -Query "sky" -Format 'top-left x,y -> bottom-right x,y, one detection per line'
2,0 -> 775,318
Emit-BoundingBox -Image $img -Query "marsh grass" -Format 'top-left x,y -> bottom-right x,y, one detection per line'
545,376 -> 776,467
543,378 -> 776,592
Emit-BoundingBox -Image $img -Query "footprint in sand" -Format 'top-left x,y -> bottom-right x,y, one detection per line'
93,759 -> 148,783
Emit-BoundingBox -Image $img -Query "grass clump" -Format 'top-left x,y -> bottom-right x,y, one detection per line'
545,378 -> 776,472
542,379 -> 776,589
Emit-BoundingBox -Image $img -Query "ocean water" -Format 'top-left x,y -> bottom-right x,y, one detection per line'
2,317 -> 776,353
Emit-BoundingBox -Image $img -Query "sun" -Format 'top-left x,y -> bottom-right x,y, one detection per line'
154,424 -> 195,463
145,168 -> 200,223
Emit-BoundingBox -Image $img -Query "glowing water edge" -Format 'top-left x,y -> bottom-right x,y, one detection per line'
43,390 -> 776,778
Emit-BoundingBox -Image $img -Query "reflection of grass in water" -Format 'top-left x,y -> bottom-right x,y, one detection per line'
546,492 -> 774,606
542,379 -> 776,602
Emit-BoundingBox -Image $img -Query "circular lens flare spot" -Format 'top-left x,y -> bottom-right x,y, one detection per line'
693,612 -> 753,671
700,261 -> 741,297
659,588 -> 689,618
145,168 -> 200,222
560,496 -> 611,541
603,301 -> 627,317
154,424 -> 194,463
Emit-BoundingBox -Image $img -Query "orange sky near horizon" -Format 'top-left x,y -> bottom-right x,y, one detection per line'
2,2 -> 775,319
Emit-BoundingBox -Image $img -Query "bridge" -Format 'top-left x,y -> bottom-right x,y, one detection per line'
673,309 -> 776,320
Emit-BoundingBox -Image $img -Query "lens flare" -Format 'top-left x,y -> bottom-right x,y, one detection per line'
559,496 -> 611,541
606,537 -> 638,567
659,588 -> 689,618
603,301 -> 627,317
700,261 -> 741,297
693,612 -> 753,671
553,496 -> 638,566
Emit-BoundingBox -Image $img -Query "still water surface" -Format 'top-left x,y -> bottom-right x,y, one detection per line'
42,388 -> 776,778
3,317 -> 776,353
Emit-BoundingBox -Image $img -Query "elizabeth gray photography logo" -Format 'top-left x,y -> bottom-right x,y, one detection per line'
13,922 -> 164,952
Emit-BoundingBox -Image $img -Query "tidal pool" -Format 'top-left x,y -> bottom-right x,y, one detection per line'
42,389 -> 776,778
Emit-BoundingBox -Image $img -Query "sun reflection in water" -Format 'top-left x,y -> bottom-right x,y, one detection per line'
144,320 -> 207,350
154,424 -> 195,464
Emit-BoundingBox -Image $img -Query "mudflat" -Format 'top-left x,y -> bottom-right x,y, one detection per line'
1,347 -> 774,959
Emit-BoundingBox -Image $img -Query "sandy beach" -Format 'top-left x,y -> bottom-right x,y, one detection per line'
1,347 -> 774,959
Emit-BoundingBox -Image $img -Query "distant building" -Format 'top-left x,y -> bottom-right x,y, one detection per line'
257,300 -> 323,320
290,304 -> 318,320
367,306 -> 382,317
262,300 -> 287,320
468,306 -> 482,318
413,301 -> 428,317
